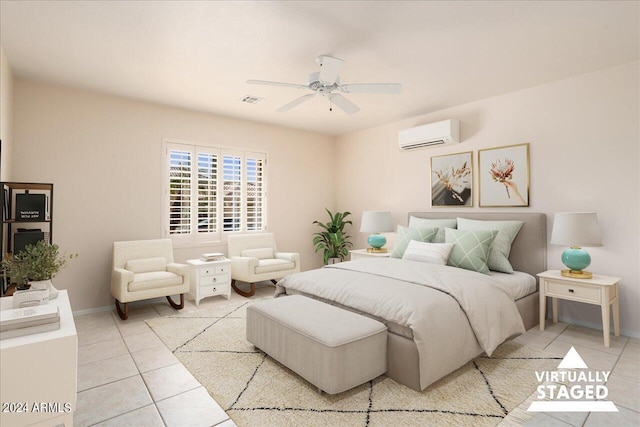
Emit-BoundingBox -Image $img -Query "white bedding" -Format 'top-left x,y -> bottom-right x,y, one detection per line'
488,270 -> 537,301
276,258 -> 525,389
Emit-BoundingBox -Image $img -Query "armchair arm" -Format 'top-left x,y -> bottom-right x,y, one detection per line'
167,263 -> 190,286
230,256 -> 259,282
275,252 -> 300,264
110,268 -> 135,300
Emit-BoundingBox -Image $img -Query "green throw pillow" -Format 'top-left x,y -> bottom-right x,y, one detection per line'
390,226 -> 438,258
457,218 -> 524,273
408,217 -> 457,243
445,228 -> 498,275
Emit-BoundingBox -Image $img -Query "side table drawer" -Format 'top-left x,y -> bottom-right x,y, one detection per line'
200,265 -> 230,276
201,283 -> 230,297
546,280 -> 600,303
201,274 -> 229,286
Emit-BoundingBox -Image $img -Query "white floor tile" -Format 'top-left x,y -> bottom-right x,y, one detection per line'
131,345 -> 180,373
91,404 -> 165,427
123,331 -> 165,353
607,375 -> 640,412
523,413 -> 574,426
116,319 -> 153,337
78,337 -> 128,366
74,311 -> 116,331
156,386 -> 228,427
77,353 -> 139,392
556,325 -> 628,355
584,405 -> 640,426
75,376 -> 153,427
143,363 -> 201,402
77,323 -> 121,347
544,340 -> 619,372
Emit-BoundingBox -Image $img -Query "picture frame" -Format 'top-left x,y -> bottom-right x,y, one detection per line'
478,143 -> 530,207
430,151 -> 473,207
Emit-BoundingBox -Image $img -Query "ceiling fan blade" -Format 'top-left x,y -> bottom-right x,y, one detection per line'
318,55 -> 344,84
277,94 -> 316,112
330,94 -> 360,115
340,83 -> 402,94
247,79 -> 308,90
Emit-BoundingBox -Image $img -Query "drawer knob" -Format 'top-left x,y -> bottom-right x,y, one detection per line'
569,288 -> 574,293
213,277 -> 217,282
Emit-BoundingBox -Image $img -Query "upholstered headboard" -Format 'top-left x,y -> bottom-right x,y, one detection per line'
407,212 -> 547,279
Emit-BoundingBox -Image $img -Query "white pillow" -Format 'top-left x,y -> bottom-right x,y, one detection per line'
402,240 -> 455,265
241,247 -> 274,260
125,257 -> 167,274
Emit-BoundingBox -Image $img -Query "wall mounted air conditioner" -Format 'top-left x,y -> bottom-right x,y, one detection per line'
398,119 -> 460,150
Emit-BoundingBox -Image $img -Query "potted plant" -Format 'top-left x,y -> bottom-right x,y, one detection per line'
1,240 -> 77,299
312,209 -> 353,265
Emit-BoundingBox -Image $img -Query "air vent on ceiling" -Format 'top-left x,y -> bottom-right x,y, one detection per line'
241,95 -> 264,104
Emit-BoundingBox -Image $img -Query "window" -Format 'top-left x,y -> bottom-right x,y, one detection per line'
164,142 -> 266,244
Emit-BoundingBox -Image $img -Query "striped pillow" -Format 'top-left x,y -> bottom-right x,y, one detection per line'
402,241 -> 455,265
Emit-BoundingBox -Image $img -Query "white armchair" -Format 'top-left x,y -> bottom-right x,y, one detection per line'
227,233 -> 300,297
111,239 -> 189,320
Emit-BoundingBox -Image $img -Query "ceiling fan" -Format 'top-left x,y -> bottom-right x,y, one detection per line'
247,55 -> 402,115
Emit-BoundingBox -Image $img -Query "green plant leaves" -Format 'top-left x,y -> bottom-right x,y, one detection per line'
312,209 -> 352,264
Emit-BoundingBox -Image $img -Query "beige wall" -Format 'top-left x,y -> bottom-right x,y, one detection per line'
12,81 -> 334,311
336,62 -> 640,337
0,48 -> 14,180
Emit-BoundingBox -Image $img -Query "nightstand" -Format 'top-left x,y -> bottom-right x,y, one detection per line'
349,249 -> 391,261
537,270 -> 620,347
187,258 -> 232,306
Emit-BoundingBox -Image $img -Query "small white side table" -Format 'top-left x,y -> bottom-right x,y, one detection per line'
0,290 -> 77,427
350,249 -> 391,261
537,270 -> 620,347
187,258 -> 232,306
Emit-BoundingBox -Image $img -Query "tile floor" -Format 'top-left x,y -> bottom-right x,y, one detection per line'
73,287 -> 640,427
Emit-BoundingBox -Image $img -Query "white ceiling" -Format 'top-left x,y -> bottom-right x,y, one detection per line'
1,1 -> 638,136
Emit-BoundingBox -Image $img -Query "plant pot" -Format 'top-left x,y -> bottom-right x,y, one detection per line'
28,279 -> 59,300
327,258 -> 342,265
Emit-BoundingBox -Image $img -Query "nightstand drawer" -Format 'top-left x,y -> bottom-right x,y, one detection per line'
200,274 -> 229,286
546,280 -> 600,303
200,265 -> 229,276
201,283 -> 229,297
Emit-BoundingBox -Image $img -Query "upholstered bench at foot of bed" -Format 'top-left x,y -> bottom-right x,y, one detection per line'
246,295 -> 388,394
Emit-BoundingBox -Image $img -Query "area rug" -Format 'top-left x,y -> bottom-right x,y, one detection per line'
147,299 -> 561,427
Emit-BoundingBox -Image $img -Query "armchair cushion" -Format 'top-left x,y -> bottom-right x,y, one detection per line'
255,259 -> 296,275
125,257 -> 168,274
128,271 -> 183,292
241,247 -> 275,260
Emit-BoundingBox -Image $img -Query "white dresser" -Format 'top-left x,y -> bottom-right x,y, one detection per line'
187,258 -> 232,306
0,290 -> 77,427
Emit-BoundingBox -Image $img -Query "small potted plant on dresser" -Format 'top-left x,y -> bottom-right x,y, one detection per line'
312,209 -> 353,265
1,240 -> 77,299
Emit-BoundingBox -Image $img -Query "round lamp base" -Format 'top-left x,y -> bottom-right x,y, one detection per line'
560,269 -> 593,279
367,233 -> 387,250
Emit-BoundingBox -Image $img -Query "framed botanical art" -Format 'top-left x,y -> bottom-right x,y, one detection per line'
430,151 -> 473,207
478,143 -> 529,207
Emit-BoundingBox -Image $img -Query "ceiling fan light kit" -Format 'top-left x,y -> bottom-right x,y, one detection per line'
248,55 -> 402,114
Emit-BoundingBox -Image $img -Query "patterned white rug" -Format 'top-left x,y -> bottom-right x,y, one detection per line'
146,299 -> 559,426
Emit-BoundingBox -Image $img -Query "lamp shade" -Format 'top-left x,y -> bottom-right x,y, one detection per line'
550,212 -> 603,247
360,211 -> 393,233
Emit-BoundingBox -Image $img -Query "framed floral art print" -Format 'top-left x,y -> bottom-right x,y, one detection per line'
430,151 -> 473,207
478,143 -> 530,207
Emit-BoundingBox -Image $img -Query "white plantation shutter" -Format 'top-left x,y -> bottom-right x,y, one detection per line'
222,153 -> 242,232
167,146 -> 193,242
196,150 -> 220,241
246,153 -> 265,231
164,142 -> 266,244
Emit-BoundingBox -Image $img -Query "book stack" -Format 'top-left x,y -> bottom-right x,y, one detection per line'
200,252 -> 225,262
0,304 -> 60,340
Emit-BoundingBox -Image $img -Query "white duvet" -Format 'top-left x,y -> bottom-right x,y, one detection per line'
275,258 -> 525,389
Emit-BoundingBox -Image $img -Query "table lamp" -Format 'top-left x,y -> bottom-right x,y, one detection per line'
550,212 -> 603,279
360,211 -> 393,253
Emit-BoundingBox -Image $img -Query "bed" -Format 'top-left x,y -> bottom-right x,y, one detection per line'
275,212 -> 547,391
